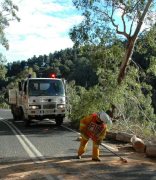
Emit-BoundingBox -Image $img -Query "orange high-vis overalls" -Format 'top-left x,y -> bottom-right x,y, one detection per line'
78,113 -> 107,159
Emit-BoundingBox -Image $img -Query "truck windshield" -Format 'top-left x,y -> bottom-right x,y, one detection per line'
28,79 -> 65,96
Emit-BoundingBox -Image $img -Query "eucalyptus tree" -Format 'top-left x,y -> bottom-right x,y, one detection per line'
133,25 -> 156,115
71,0 -> 155,84
0,0 -> 19,49
0,53 -> 7,80
67,43 -> 156,136
67,56 -> 98,87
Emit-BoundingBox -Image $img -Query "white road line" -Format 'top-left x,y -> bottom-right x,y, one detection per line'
62,124 -> 80,134
61,121 -> 118,151
2,120 -> 36,159
7,121 -> 44,160
1,117 -> 118,152
0,118 -> 54,180
1,109 -> 10,111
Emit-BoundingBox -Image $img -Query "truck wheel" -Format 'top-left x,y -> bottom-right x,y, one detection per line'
55,116 -> 64,126
12,113 -> 18,121
11,105 -> 19,121
24,119 -> 31,127
18,107 -> 24,120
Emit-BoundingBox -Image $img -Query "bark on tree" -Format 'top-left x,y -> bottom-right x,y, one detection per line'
117,37 -> 136,84
117,0 -> 153,84
116,132 -> 134,143
146,144 -> 156,157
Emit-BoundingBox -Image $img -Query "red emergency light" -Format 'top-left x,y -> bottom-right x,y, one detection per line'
49,73 -> 56,78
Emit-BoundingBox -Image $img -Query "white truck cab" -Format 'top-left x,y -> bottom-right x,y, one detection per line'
9,76 -> 67,127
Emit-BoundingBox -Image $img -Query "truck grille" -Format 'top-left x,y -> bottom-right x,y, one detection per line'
43,104 -> 56,109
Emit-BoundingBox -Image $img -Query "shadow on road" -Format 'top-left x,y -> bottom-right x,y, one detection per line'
0,151 -> 156,180
0,118 -> 71,137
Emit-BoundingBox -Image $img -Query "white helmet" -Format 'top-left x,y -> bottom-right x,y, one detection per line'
98,111 -> 112,124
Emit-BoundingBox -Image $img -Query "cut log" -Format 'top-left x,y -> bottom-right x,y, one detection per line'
116,132 -> 134,143
106,131 -> 117,140
146,144 -> 156,157
130,135 -> 146,153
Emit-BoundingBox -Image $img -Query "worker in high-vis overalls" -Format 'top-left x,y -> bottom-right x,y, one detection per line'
77,111 -> 112,161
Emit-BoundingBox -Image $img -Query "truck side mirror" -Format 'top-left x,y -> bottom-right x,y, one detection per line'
18,82 -> 22,91
62,79 -> 66,85
62,79 -> 67,93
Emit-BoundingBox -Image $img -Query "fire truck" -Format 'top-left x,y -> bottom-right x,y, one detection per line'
8,74 -> 67,127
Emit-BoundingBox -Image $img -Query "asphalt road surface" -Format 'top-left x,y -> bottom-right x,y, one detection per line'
0,109 -> 83,162
0,109 -> 156,180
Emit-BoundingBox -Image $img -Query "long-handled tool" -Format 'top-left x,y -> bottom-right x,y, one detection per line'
100,143 -> 128,163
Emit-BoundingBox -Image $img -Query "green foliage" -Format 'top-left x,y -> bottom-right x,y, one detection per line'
133,25 -> 156,87
0,101 -> 9,109
67,81 -> 113,128
71,0 -> 155,46
111,119 -> 156,140
6,67 -> 36,89
66,81 -> 84,128
0,54 -> 7,80
67,39 -> 156,137
67,0 -> 156,138
147,56 -> 156,76
122,67 -> 154,122
0,0 -> 20,49
68,56 -> 98,87
135,25 -> 156,56
71,0 -> 155,84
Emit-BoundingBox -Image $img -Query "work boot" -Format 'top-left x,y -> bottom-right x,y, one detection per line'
92,157 -> 101,162
76,155 -> 81,159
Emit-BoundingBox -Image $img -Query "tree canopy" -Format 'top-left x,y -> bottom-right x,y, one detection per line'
0,0 -> 19,49
71,0 -> 156,84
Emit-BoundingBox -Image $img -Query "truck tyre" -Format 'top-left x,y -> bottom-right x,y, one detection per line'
18,107 -> 24,120
11,105 -> 19,121
55,116 -> 64,126
24,119 -> 31,127
12,113 -> 18,121
20,109 -> 31,127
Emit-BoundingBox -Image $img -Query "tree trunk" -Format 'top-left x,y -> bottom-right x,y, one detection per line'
116,132 -> 134,143
117,38 -> 135,84
117,0 -> 153,84
146,144 -> 156,157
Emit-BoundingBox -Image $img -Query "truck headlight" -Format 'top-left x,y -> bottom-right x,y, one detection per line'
57,104 -> 65,109
29,105 -> 41,109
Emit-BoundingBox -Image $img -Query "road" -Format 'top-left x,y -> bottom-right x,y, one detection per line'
0,109 -> 156,180
0,109 -> 80,162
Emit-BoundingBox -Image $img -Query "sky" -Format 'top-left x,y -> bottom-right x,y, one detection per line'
1,0 -> 155,64
0,0 -> 83,63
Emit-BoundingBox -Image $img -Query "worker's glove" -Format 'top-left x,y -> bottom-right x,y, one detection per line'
80,129 -> 86,135
96,140 -> 102,145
